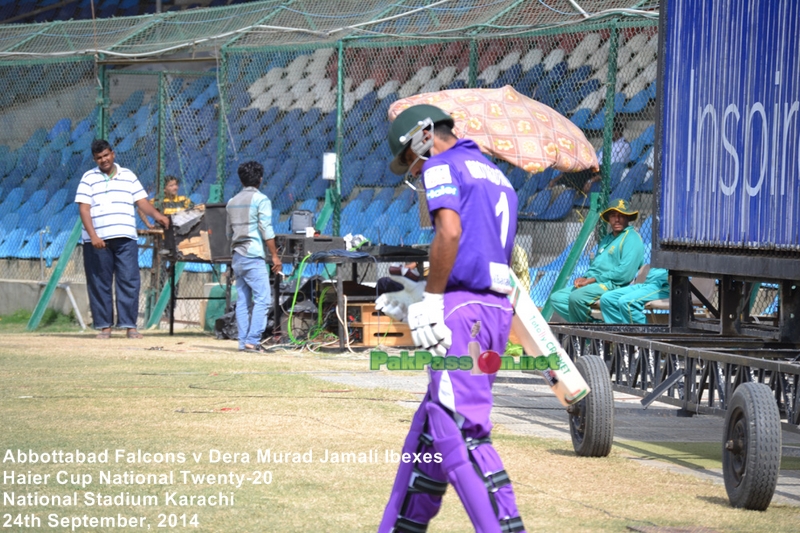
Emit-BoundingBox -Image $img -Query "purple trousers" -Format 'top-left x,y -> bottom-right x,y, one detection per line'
378,290 -> 525,533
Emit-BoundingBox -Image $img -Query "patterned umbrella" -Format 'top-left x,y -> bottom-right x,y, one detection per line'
388,85 -> 598,174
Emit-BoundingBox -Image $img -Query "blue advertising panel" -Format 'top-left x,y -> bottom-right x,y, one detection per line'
659,0 -> 800,252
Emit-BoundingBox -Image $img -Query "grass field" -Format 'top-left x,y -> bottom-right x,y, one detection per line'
2,322 -> 799,532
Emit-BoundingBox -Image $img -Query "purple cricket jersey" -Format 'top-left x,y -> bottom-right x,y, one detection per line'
421,139 -> 518,294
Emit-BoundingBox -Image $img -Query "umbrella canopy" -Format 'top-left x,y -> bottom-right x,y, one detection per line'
388,85 -> 599,174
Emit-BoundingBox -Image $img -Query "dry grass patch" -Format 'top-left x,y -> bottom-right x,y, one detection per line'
2,332 -> 799,532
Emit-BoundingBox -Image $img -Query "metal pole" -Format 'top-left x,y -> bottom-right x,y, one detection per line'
27,219 -> 82,330
333,40 -> 344,236
38,228 -> 49,281
62,284 -> 87,330
599,20 -> 620,237
541,193 -> 603,321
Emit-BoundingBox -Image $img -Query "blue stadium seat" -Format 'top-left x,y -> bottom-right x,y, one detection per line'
39,188 -> 69,216
348,190 -> 373,208
623,162 -> 649,192
537,188 -> 576,220
639,216 -> 653,246
629,124 -> 655,161
523,189 -> 551,218
608,162 -> 628,189
72,130 -> 95,155
184,77 -> 212,101
47,118 -> 71,141
273,188 -> 295,215
622,89 -> 651,114
17,227 -> 53,259
265,137 -> 287,158
518,64 -> 545,94
539,243 -> 575,272
531,271 -> 559,307
0,212 -> 19,232
361,200 -> 387,224
608,180 -> 637,203
394,187 -> 417,213
495,64 -> 522,87
0,228 -> 26,258
272,157 -> 299,191
533,62 -> 568,107
516,171 -> 547,206
2,147 -> 17,175
506,166 -> 528,190
379,226 -> 405,245
417,228 -> 434,245
17,150 -> 38,176
635,169 -> 654,193
0,187 -> 26,213
359,159 -> 385,186
585,108 -> 607,130
44,230 -> 74,266
71,118 -> 92,142
298,198 -> 318,212
273,218 -> 291,234
98,0 -> 120,18
558,79 -> 601,115
373,187 -> 395,206
340,160 -> 364,199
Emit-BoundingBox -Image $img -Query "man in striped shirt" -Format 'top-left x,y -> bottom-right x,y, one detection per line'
75,139 -> 169,339
225,161 -> 282,353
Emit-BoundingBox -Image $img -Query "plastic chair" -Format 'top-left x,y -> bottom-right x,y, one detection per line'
523,189 -> 551,218
538,188 -> 576,220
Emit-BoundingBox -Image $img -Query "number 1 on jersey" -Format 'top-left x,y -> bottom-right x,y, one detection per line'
495,191 -> 509,248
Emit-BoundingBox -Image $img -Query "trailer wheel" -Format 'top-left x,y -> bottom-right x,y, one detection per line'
722,382 -> 781,510
568,355 -> 614,457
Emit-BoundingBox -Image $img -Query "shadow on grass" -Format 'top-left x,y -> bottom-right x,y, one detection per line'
697,495 -> 734,508
615,440 -> 722,471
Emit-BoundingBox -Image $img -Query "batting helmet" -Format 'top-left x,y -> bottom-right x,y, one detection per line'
388,104 -> 454,175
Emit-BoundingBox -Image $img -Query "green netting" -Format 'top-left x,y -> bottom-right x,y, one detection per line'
0,1 -> 659,59
9,1 -> 778,328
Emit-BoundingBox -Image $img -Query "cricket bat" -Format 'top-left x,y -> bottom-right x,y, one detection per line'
507,271 -> 590,406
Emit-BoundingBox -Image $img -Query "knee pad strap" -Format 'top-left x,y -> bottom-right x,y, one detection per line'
408,468 -> 448,497
418,431 -> 434,447
394,516 -> 428,533
465,435 -> 492,451
499,516 -> 525,533
483,469 -> 511,493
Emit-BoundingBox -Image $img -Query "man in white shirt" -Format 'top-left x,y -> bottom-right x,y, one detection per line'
75,139 -> 169,339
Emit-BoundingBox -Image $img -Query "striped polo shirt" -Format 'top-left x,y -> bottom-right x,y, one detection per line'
226,186 -> 275,259
74,163 -> 147,242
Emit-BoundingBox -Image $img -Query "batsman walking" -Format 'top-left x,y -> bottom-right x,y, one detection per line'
376,104 -> 525,533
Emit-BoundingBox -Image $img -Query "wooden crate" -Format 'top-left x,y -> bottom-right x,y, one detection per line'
347,304 -> 413,347
346,303 -> 391,324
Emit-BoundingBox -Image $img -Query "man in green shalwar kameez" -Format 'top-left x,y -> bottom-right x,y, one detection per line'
549,199 -> 644,322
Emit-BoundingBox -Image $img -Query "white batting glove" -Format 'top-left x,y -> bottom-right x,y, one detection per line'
374,276 -> 426,322
407,292 -> 452,356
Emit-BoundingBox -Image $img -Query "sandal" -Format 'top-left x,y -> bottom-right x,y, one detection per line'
96,330 -> 111,339
126,330 -> 144,339
244,343 -> 267,353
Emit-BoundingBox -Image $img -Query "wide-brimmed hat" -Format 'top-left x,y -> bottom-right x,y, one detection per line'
601,198 -> 639,222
